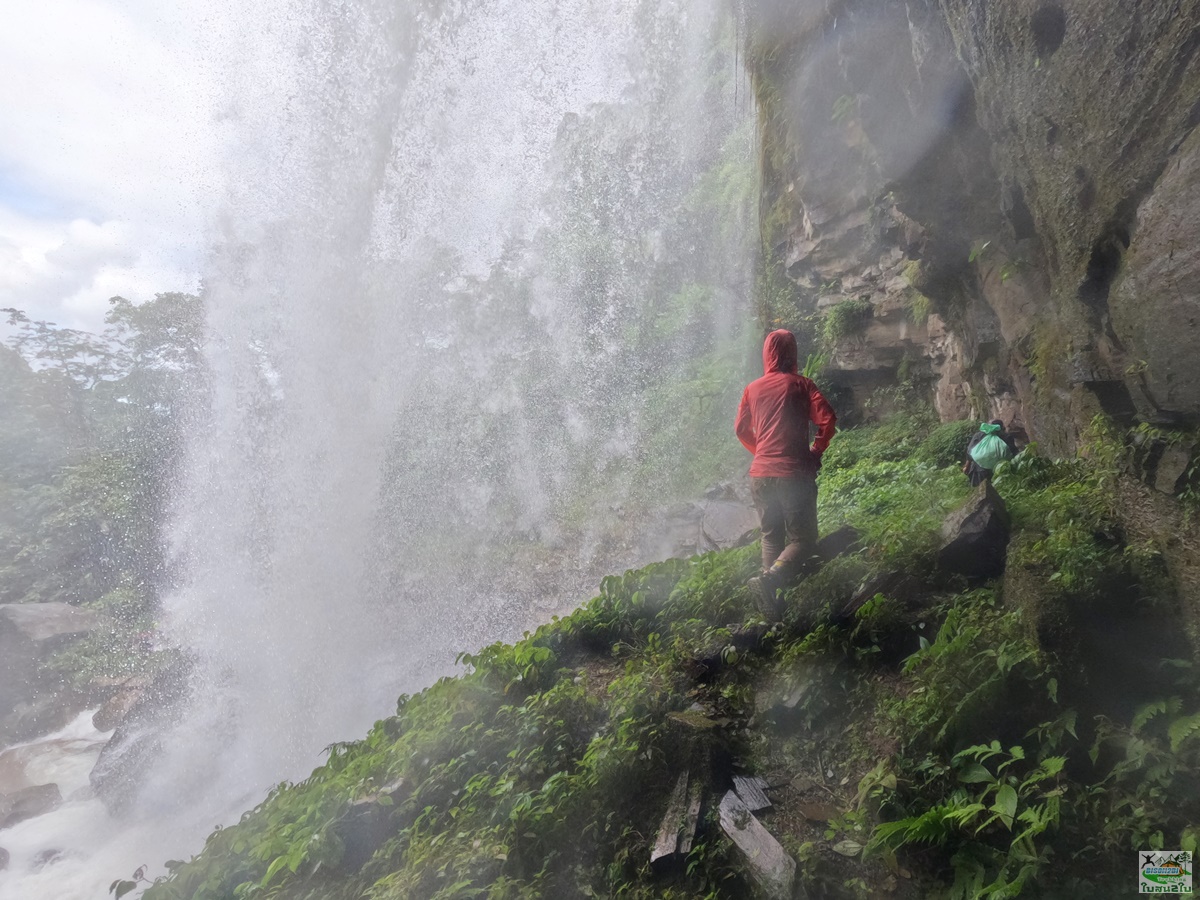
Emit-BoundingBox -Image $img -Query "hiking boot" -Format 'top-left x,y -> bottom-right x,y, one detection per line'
748,571 -> 785,619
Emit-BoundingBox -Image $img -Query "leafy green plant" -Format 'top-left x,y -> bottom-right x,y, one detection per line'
907,290 -> 933,325
865,741 -> 1065,898
917,419 -> 978,469
821,298 -> 873,346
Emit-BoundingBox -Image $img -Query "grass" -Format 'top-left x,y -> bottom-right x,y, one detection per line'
131,411 -> 1200,900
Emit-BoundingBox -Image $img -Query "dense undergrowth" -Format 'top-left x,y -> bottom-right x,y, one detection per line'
132,412 -> 1200,900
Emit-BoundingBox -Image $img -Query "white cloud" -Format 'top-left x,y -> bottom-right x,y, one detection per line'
0,0 -> 232,333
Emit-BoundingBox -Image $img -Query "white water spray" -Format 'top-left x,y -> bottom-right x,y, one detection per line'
0,1 -> 753,896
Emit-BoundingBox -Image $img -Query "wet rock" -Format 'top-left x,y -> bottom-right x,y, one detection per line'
0,783 -> 62,830
332,779 -> 412,873
835,569 -> 926,624
0,845 -> 8,870
684,624 -> 769,683
1155,446 -> 1194,495
0,603 -> 101,744
90,659 -> 191,812
33,848 -> 62,868
92,677 -> 151,733
644,484 -> 757,561
0,735 -> 108,797
1107,124 -> 1200,425
816,525 -> 861,563
937,482 -> 1011,579
0,604 -> 99,645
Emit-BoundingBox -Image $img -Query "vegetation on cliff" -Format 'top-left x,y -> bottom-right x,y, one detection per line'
130,410 -> 1200,899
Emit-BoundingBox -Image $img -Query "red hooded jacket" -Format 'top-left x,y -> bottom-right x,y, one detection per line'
735,330 -> 837,478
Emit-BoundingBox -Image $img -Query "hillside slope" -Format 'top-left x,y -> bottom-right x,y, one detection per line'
133,413 -> 1200,900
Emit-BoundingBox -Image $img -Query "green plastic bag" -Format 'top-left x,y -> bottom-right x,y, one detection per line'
969,423 -> 1012,470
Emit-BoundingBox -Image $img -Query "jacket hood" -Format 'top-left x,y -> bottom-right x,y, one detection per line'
762,329 -> 798,375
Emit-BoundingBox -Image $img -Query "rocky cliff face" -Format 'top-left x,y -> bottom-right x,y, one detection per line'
745,0 -> 1200,458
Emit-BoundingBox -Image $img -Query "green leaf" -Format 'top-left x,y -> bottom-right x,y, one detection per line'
832,839 -> 863,857
261,855 -> 289,887
992,784 -> 1018,830
956,763 -> 996,784
112,882 -> 138,900
1168,711 -> 1200,752
1038,756 -> 1066,778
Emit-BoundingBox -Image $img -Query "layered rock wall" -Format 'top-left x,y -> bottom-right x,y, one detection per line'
745,0 -> 1200,453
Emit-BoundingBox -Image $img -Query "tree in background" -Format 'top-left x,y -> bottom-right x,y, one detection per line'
0,293 -> 205,683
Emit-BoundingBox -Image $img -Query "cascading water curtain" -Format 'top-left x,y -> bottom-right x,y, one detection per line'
0,2 -> 754,896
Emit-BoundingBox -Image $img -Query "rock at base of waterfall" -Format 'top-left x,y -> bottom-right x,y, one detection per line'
92,677 -> 151,733
90,659 -> 191,812
718,790 -> 797,900
0,783 -> 63,829
0,603 -> 102,745
645,483 -> 758,561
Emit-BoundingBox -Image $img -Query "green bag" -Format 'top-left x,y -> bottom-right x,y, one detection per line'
969,423 -> 1012,470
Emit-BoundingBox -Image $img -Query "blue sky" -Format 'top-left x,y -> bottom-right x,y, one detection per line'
0,0 -> 232,334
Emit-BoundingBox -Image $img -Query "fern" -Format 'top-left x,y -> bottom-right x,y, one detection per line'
867,804 -> 970,854
1132,697 -> 1182,733
1168,711 -> 1200,753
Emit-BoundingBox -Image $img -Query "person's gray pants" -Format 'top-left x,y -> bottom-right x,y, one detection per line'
751,475 -> 818,576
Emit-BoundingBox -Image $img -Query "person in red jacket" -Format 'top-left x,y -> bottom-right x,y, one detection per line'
735,329 -> 837,610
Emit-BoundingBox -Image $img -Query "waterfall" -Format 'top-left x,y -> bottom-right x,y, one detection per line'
0,1 -> 753,895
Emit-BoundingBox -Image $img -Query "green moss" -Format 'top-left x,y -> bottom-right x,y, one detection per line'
906,289 -> 932,326
821,298 -> 874,346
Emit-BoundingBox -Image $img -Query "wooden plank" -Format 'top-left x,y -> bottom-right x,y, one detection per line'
650,770 -> 690,864
732,774 -> 771,812
678,776 -> 705,855
718,790 -> 796,900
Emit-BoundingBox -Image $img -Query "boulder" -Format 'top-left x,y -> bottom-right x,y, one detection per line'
816,525 -> 861,563
937,482 -> 1011,578
90,659 -> 191,812
1154,445 -> 1194,495
0,783 -> 62,830
643,484 -> 757,561
332,779 -> 412,873
92,677 -> 151,733
0,603 -> 101,745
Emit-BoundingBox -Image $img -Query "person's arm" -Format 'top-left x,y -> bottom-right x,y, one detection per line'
735,388 -> 756,454
808,383 -> 837,458
963,431 -> 983,472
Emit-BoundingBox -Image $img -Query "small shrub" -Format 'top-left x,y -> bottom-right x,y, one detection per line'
918,420 -> 978,469
821,298 -> 873,345
907,290 -> 933,325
